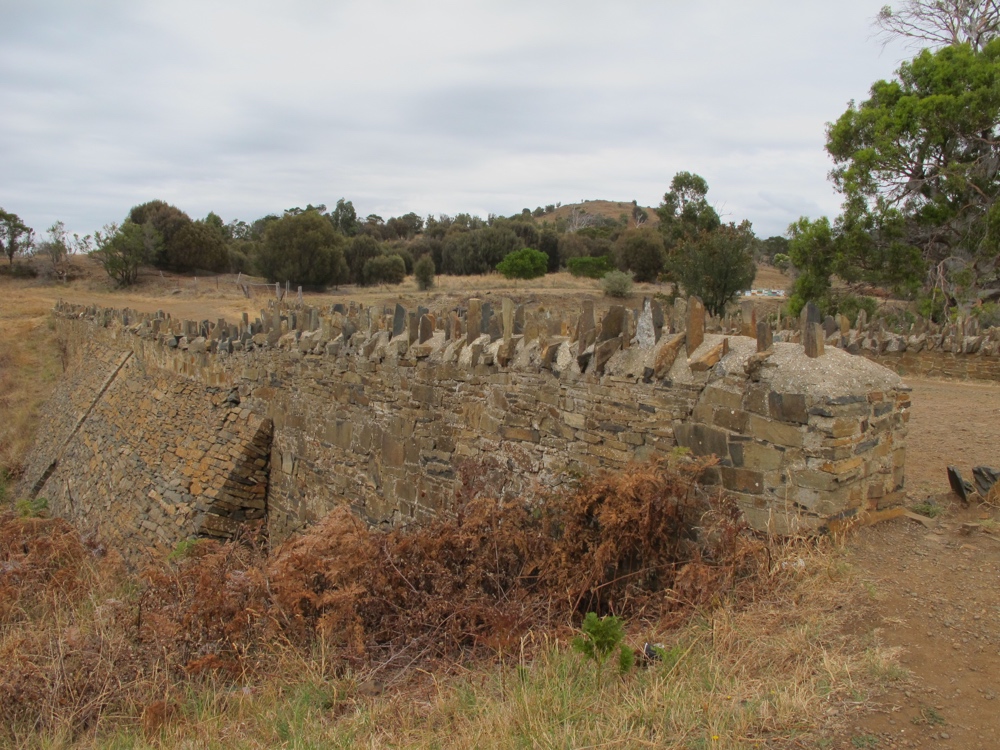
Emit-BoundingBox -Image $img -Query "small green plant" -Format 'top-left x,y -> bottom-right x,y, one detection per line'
912,706 -> 945,726
168,538 -> 200,562
910,500 -> 944,518
851,734 -> 879,749
15,496 -> 48,518
496,247 -> 548,280
601,270 -> 633,298
572,612 -> 634,679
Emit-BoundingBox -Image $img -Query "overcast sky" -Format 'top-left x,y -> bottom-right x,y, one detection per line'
1,1 -> 910,240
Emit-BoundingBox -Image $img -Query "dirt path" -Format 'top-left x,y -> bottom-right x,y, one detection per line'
832,377 -> 1000,749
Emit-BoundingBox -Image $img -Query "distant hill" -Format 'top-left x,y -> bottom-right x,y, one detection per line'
533,200 -> 660,230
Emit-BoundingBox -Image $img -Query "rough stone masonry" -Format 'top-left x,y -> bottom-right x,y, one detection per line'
19,296 -> 910,559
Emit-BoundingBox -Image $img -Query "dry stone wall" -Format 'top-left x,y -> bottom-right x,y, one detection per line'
20,296 -> 913,556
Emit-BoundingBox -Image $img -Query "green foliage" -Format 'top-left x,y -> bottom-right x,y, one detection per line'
257,211 -> 349,287
786,216 -> 836,316
128,200 -> 192,269
614,227 -> 666,283
345,235 -> 382,284
772,253 -> 791,272
414,255 -> 435,290
0,208 -> 34,266
567,255 -> 614,278
330,198 -> 359,237
916,288 -> 947,322
495,247 -> 548,280
362,253 -> 407,286
601,270 -> 634,298
168,538 -> 200,562
830,294 -> 878,327
16,496 -> 48,518
973,302 -> 1000,328
572,612 -> 633,677
656,172 -> 721,252
441,226 -> 523,275
827,41 -> 1000,299
91,220 -> 156,286
164,219 -> 229,272
538,229 -> 560,272
671,221 -> 757,317
756,235 -> 789,264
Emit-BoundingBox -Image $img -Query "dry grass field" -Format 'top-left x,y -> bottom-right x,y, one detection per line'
3,259 -> 999,747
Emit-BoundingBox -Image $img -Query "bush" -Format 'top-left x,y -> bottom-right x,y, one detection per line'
602,270 -> 634,298
362,253 -> 406,286
614,227 -> 666,283
831,294 -> 877,327
3,263 -> 38,279
257,211 -> 349,287
496,247 -> 548,280
567,255 -> 614,279
414,255 -> 435,291
973,302 -> 1000,329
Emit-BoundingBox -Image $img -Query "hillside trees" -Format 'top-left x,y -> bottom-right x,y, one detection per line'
257,211 -> 348,287
0,209 -> 34,266
826,40 -> 1000,303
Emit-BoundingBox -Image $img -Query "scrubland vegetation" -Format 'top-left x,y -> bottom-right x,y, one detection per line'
0,461 -> 902,748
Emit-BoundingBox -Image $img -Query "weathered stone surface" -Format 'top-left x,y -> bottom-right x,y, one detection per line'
392,304 -> 406,338
599,306 -> 626,343
418,314 -> 434,344
689,338 -> 727,372
467,299 -> 482,346
756,320 -> 772,353
654,334 -> 685,379
686,296 -> 705,355
32,302 -> 916,553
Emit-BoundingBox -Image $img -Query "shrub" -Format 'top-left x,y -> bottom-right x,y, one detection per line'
567,255 -> 614,279
258,211 -> 349,287
362,253 -> 406,286
614,227 -> 666,282
414,255 -> 435,291
6,263 -> 38,279
972,302 -> 1000,329
496,247 -> 548,280
831,294 -> 877,327
602,270 -> 634,298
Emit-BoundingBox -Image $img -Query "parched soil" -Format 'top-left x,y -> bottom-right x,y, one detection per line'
832,377 -> 1000,749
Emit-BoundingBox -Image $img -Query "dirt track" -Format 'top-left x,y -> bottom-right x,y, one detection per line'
833,376 -> 1000,749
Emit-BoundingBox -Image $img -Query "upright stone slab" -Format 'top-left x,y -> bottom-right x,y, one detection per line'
467,299 -> 482,346
418,314 -> 434,344
487,315 -> 502,342
740,300 -> 756,338
801,302 -> 824,358
635,299 -> 656,349
502,298 -> 514,343
756,320 -> 773,353
481,302 -> 493,339
576,300 -> 596,356
408,312 -> 419,344
672,297 -> 687,334
392,304 -> 406,339
650,299 -> 664,342
823,315 -> 837,338
599,305 -> 626,342
686,297 -> 705,355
